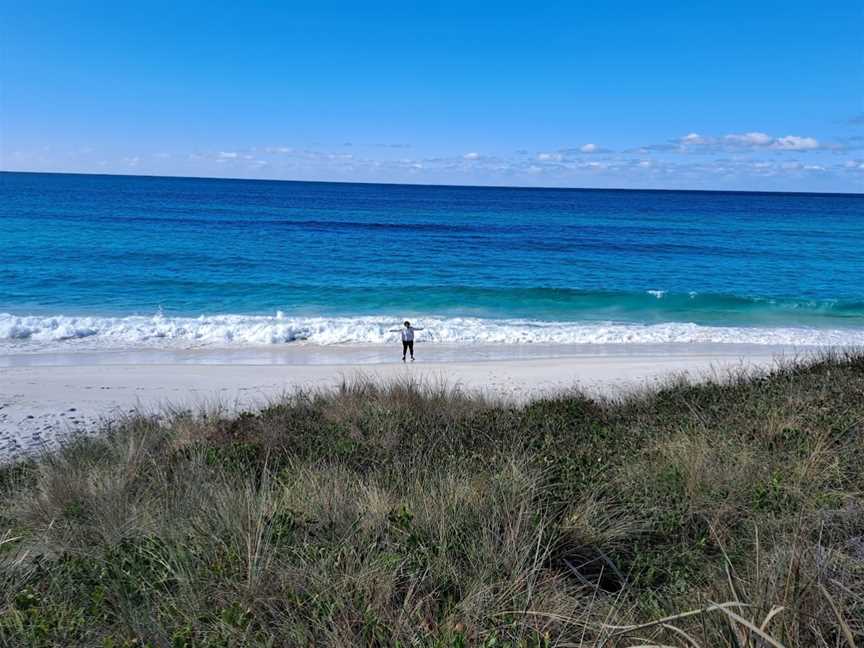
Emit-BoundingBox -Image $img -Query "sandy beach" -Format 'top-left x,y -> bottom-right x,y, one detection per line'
0,343 -> 807,460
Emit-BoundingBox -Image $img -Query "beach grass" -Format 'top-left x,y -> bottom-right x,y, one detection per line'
1,352 -> 863,647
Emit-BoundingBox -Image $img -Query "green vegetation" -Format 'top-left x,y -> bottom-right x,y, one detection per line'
1,352 -> 863,647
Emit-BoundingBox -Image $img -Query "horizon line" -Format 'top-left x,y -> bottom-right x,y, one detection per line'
1,168 -> 861,197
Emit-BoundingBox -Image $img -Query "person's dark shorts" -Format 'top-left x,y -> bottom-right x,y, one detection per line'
402,340 -> 414,356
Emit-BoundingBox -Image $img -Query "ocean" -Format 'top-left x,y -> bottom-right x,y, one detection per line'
1,171 -> 863,351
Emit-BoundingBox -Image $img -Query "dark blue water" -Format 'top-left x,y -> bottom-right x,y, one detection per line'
1,171 -> 862,348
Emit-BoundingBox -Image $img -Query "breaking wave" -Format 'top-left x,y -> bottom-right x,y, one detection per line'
2,312 -> 863,351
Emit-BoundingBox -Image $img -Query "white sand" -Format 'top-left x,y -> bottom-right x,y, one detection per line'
0,344 -> 808,460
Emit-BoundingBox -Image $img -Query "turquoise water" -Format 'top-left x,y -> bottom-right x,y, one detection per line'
1,171 -> 863,348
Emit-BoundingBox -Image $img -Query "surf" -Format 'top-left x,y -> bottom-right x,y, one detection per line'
3,311 -> 864,351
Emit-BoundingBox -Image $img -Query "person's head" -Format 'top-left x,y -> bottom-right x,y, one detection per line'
404,320 -> 410,328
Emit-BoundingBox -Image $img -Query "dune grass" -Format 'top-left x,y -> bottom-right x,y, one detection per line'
0,352 -> 863,647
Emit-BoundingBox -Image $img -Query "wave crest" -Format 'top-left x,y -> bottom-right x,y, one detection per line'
2,312 -> 863,350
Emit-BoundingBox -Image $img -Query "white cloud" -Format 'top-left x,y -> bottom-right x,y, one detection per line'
772,135 -> 819,151
725,132 -> 773,146
535,144 -> 610,159
675,131 -> 822,152
18,135 -> 850,191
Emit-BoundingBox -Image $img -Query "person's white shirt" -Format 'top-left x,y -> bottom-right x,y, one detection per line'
389,324 -> 424,340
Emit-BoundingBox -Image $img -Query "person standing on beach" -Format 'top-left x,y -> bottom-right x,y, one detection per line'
390,321 -> 423,362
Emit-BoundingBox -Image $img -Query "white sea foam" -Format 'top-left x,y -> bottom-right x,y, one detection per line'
2,312 -> 863,351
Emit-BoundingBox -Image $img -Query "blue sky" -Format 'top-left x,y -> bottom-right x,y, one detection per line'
1,1 -> 862,192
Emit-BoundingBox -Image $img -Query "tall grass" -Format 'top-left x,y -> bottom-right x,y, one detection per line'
1,353 -> 862,646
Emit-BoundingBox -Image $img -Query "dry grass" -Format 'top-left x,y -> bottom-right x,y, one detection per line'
0,353 -> 863,646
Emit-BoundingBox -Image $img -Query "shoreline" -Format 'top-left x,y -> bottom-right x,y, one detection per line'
0,343 -> 818,461
0,340 -> 826,367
